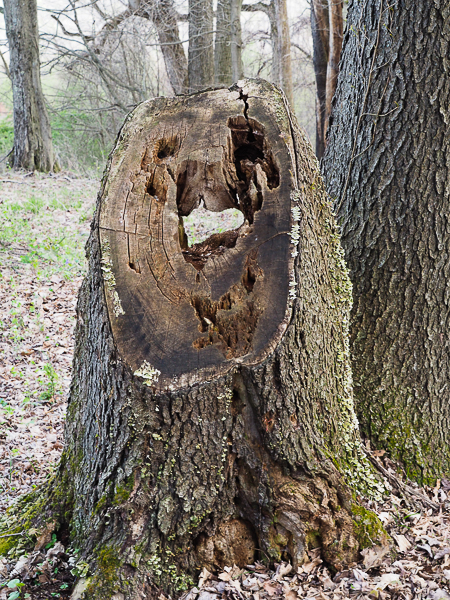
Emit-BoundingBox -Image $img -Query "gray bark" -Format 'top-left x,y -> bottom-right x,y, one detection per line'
310,0 -> 328,159
215,0 -> 243,85
310,0 -> 343,159
188,0 -> 214,91
25,80 -> 386,599
268,0 -> 293,107
138,0 -> 188,94
322,0 -> 450,483
3,0 -> 55,171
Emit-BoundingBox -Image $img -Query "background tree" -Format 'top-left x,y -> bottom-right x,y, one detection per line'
322,0 -> 450,483
2,0 -> 55,171
215,0 -> 244,85
188,0 -> 214,91
132,0 -> 188,94
4,79 -> 385,599
310,0 -> 343,158
0,0 -> 315,171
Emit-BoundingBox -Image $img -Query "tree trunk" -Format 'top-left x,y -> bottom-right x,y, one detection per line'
9,80 -> 387,599
215,0 -> 244,85
322,0 -> 450,483
310,0 -> 343,159
310,0 -> 329,159
3,0 -> 55,171
268,0 -> 294,107
137,0 -> 188,95
188,0 -> 214,92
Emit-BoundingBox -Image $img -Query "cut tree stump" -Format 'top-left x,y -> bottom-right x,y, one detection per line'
8,80 -> 387,600
99,82 -> 290,388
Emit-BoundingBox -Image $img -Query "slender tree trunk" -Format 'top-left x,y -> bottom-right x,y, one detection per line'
215,0 -> 244,85
138,0 -> 188,95
310,0 -> 329,159
3,0 -> 55,171
188,0 -> 214,91
322,0 -> 450,483
4,80 -> 387,599
268,0 -> 294,107
310,0 -> 343,159
230,0 -> 244,81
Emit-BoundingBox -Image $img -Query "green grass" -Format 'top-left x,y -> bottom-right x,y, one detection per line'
0,177 -> 96,280
0,120 -> 14,160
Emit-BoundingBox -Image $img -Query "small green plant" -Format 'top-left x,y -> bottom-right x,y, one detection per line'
6,578 -> 29,600
0,398 -> 14,415
0,121 -> 14,157
45,533 -> 57,550
39,363 -> 59,401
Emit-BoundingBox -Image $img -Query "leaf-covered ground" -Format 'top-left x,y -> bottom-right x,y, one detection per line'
1,172 -> 450,600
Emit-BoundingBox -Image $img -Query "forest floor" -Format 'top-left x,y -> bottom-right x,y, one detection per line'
0,172 -> 450,600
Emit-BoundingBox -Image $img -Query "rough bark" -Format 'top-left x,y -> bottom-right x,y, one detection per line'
322,0 -> 450,483
4,80 -> 387,599
3,0 -> 55,171
215,0 -> 244,85
188,0 -> 214,92
268,0 -> 294,107
310,0 -> 343,159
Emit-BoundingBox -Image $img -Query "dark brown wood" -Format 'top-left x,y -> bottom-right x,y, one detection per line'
13,80 -> 388,600
99,87 -> 289,390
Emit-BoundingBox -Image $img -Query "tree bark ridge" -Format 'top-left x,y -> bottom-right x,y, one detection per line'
323,0 -> 450,482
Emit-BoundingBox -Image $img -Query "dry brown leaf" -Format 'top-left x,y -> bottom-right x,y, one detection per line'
34,520 -> 56,551
392,533 -> 412,552
263,581 -> 281,596
375,573 -> 401,590
361,545 -> 390,570
198,567 -> 212,587
300,557 -> 322,574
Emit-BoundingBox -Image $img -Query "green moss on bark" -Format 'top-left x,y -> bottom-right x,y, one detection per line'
351,505 -> 388,549
85,547 -> 122,598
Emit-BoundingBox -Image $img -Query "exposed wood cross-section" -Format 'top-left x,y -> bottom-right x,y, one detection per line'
99,84 -> 296,389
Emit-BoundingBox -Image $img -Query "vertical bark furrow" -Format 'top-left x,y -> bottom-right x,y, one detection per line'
323,0 -> 450,482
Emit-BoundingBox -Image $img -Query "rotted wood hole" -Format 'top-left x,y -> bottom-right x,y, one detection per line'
99,85 -> 295,389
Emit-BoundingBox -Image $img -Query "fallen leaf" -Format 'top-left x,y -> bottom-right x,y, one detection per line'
300,557 -> 322,574
274,562 -> 292,580
198,567 -> 212,587
434,547 -> 450,561
361,545 -> 390,570
430,590 -> 450,600
34,521 -> 56,551
374,573 -> 400,590
263,581 -> 281,596
417,543 -> 434,559
392,533 -> 412,552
